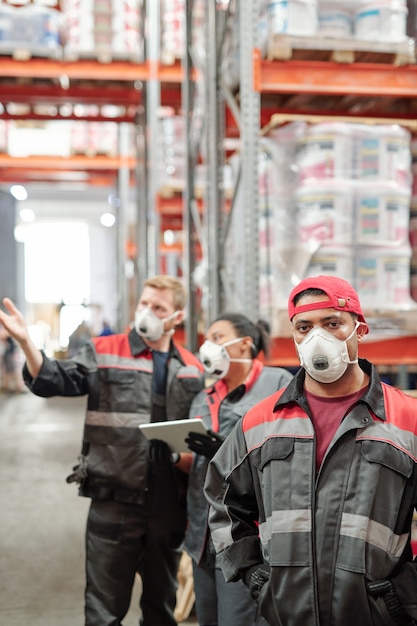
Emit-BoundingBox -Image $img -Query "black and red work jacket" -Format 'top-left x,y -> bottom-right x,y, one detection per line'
205,360 -> 417,626
24,329 -> 204,504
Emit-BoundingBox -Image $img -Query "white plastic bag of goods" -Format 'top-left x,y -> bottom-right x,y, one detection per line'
295,181 -> 355,246
295,122 -> 355,183
354,0 -> 408,43
352,123 -> 412,186
354,181 -> 411,246
267,0 -> 319,36
356,245 -> 413,309
305,245 -> 355,285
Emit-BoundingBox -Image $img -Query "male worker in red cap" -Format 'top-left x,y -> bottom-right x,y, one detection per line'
204,274 -> 417,626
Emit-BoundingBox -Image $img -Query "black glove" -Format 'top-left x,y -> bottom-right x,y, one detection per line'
66,455 -> 88,484
243,563 -> 271,601
148,439 -> 172,465
185,429 -> 224,459
367,579 -> 413,626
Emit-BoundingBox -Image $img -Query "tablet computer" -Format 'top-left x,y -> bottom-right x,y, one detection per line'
139,418 -> 208,453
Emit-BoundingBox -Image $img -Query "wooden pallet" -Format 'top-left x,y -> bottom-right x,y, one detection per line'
64,49 -> 143,64
0,45 -> 64,60
174,552 -> 195,623
267,35 -> 416,66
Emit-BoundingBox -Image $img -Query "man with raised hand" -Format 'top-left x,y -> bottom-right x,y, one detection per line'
0,274 -> 204,626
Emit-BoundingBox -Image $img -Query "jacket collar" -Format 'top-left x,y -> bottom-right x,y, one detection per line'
206,358 -> 265,404
274,358 -> 386,421
128,327 -> 186,363
128,327 -> 149,356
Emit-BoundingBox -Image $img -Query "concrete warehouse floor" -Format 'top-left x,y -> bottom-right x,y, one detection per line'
0,391 -> 198,626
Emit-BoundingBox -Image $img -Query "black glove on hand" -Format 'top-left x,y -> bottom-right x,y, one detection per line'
367,579 -> 413,626
185,429 -> 224,459
66,455 -> 88,484
148,439 -> 172,465
243,563 -> 271,601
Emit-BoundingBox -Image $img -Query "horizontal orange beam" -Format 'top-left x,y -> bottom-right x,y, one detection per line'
254,52 -> 417,98
156,195 -> 204,214
0,170 -> 122,185
0,82 -> 141,107
0,58 -> 184,83
0,154 -> 136,170
0,58 -> 148,81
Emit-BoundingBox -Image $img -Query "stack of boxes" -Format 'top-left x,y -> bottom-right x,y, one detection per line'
225,121 -> 416,331
266,0 -> 409,42
0,2 -> 63,57
62,0 -> 143,61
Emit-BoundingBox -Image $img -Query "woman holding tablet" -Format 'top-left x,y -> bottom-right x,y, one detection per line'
184,312 -> 293,626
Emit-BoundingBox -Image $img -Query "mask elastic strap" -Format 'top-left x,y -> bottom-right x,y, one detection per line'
222,337 -> 253,364
223,337 -> 254,352
222,337 -> 243,349
162,310 -> 180,336
230,358 -> 252,364
164,310 -> 180,322
343,321 -> 360,365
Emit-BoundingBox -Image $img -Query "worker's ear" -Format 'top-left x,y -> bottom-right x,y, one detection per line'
356,322 -> 368,342
173,310 -> 185,326
240,335 -> 255,355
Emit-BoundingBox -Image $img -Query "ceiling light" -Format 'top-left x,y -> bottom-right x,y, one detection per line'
14,224 -> 26,243
19,208 -> 35,222
10,184 -> 28,200
107,192 -> 121,208
100,213 -> 116,227
164,230 -> 175,245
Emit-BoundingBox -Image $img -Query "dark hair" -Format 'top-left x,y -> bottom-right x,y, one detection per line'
212,312 -> 271,358
292,288 -> 326,307
293,288 -> 358,323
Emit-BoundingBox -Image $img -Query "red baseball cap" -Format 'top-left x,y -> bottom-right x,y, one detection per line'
288,275 -> 368,331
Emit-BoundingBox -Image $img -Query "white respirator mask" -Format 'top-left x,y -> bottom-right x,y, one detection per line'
134,307 -> 179,342
198,337 -> 252,378
296,322 -> 360,384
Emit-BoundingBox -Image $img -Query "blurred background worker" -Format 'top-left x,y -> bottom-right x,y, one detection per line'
0,328 -> 25,393
98,320 -> 115,337
67,321 -> 92,358
184,312 -> 293,626
0,274 -> 204,626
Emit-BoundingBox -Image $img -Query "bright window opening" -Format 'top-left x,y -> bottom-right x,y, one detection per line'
22,222 -> 90,305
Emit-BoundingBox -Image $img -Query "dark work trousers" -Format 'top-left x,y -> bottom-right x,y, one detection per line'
192,560 -> 268,626
85,499 -> 181,626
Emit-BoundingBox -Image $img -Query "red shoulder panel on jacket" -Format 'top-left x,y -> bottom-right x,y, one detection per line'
92,333 -> 133,357
382,383 -> 417,434
174,341 -> 204,371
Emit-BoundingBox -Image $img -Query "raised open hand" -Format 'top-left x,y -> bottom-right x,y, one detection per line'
0,298 -> 44,378
0,298 -> 30,345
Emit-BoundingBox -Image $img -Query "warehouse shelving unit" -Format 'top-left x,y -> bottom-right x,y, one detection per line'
0,1 -> 185,330
212,0 -> 417,379
1,0 -> 417,376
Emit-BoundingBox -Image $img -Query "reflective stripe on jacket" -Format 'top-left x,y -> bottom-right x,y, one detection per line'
185,362 -> 293,564
205,359 -> 417,626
